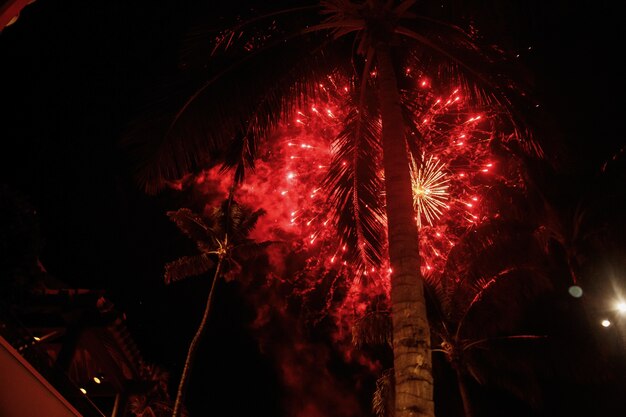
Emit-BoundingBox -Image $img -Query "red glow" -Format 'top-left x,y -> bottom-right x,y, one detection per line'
182,74 -> 525,355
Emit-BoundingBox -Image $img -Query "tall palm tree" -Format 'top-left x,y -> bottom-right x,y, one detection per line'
164,199 -> 267,417
128,2 -> 537,416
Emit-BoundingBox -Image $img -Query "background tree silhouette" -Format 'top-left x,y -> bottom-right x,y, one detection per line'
427,218 -> 551,417
355,217 -> 553,417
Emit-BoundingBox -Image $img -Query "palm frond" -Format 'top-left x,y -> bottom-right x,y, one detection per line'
323,105 -> 386,272
166,208 -> 214,251
393,0 -> 418,18
218,198 -> 239,235
166,199 -> 267,281
124,21 -> 351,193
463,334 -> 547,352
204,5 -> 322,56
231,240 -> 273,263
452,267 -> 546,339
479,179 -> 531,224
351,310 -> 392,349
395,15 -> 542,157
372,368 -> 395,417
423,273 -> 452,338
435,219 -> 551,336
230,207 -> 267,242
463,337 -> 547,410
164,254 -> 214,285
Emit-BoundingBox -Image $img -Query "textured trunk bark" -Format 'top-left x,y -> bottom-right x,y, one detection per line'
376,43 -> 435,417
172,259 -> 223,417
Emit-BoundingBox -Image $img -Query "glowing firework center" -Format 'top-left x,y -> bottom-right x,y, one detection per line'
410,154 -> 450,228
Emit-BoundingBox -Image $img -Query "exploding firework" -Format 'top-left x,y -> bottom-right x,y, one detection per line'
183,73 -> 526,324
171,73 -> 529,413
410,154 -> 450,228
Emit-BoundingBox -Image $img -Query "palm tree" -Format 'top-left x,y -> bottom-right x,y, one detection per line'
128,2 -> 537,416
355,218 -> 551,417
427,219 -> 550,417
164,199 -> 267,417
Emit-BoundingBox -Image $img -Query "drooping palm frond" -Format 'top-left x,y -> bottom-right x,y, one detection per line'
164,200 -> 270,285
427,267 -> 547,360
463,336 -> 547,410
394,12 -> 542,157
424,217 -> 552,340
323,105 -> 386,272
478,177 -> 531,223
423,217 -> 552,413
164,254 -> 215,285
372,368 -> 395,417
214,199 -> 266,242
455,268 -> 550,340
230,240 -> 273,263
204,5 -> 322,56
124,6 -> 359,193
351,310 -> 392,348
166,208 -> 216,252
533,200 -> 589,256
442,222 -> 548,325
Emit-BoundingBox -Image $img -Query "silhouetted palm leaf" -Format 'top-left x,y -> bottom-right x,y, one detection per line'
372,368 -> 394,417
424,217 -> 552,414
352,310 -> 392,349
324,106 -> 386,270
166,208 -> 216,253
164,254 -> 214,285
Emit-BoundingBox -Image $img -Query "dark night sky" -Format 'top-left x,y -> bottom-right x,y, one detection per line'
2,1 -> 626,416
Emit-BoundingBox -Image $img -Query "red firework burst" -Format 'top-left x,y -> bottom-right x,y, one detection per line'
186,74 -> 525,325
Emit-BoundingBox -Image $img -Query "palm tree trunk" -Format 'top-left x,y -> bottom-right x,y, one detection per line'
172,259 -> 223,417
455,367 -> 473,417
376,43 -> 435,417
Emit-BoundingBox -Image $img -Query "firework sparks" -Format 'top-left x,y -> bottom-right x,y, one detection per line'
410,154 -> 450,228
183,73 -> 525,321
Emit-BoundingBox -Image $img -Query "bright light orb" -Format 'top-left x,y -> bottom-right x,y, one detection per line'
568,285 -> 583,298
601,319 -> 611,328
410,154 -> 450,228
616,301 -> 626,314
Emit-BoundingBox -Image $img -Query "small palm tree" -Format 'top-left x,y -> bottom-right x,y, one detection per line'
359,218 -> 551,417
426,219 -> 551,417
164,198 -> 267,417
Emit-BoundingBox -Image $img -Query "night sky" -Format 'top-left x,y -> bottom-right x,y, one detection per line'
2,1 -> 626,416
